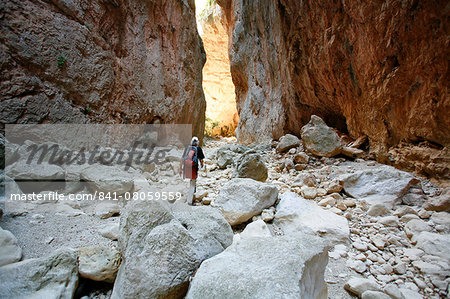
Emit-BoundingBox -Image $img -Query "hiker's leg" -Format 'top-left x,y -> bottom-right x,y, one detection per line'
187,179 -> 196,205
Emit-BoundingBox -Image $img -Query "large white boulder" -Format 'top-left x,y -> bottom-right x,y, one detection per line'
404,219 -> 432,239
186,234 -> 329,299
274,192 -> 349,244
0,227 -> 22,266
5,161 -> 65,181
81,165 -> 134,194
344,277 -> 381,296
0,248 -> 78,298
338,164 -> 414,207
111,201 -> 233,299
78,246 -> 121,283
414,231 -> 450,260
300,115 -> 342,157
213,178 -> 279,225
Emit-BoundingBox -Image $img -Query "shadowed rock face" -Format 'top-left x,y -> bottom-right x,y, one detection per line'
0,0 -> 206,139
217,0 -> 449,151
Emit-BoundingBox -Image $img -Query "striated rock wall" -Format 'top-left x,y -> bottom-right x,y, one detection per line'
198,4 -> 238,136
217,0 -> 449,152
0,0 -> 206,139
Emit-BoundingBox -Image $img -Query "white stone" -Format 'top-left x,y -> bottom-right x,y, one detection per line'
403,248 -> 424,259
404,219 -> 432,239
393,262 -> 407,275
344,277 -> 381,296
300,186 -> 318,199
112,201 -> 233,299
81,165 -> 134,194
371,237 -> 386,250
274,192 -> 349,244
261,209 -> 275,222
240,219 -> 272,239
353,241 -> 368,251
0,248 -> 78,298
361,290 -> 391,299
412,260 -> 444,276
323,179 -> 343,194
6,161 -> 65,182
378,216 -> 399,227
213,178 -> 278,225
367,204 -> 390,216
95,202 -> 120,219
430,212 -> 450,227
343,199 -> 356,207
78,247 -> 121,283
186,234 -> 329,299
401,213 -> 420,222
99,223 -> 120,241
346,260 -> 367,273
393,206 -> 418,217
339,164 -> 414,208
399,288 -> 424,299
383,284 -> 403,299
0,227 -> 22,267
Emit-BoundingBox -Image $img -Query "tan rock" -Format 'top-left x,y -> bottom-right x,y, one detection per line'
318,196 -> 336,207
294,152 -> 309,164
301,186 -> 318,199
1,0 -> 206,138
218,0 -> 449,177
343,199 -> 356,208
200,8 -> 238,136
294,164 -> 307,171
323,179 -> 343,194
301,116 -> 342,157
336,201 -> 348,211
367,204 -> 390,216
342,147 -> 365,159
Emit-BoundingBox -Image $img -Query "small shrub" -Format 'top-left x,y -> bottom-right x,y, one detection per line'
57,56 -> 66,67
204,117 -> 220,137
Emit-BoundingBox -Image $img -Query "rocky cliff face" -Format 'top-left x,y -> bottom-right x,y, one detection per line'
198,4 -> 238,136
0,0 -> 206,139
217,0 -> 449,153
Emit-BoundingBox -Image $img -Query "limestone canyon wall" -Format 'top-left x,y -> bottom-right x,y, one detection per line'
198,5 -> 238,136
0,0 -> 206,139
218,0 -> 449,153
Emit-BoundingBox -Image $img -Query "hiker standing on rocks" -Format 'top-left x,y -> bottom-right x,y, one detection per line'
179,136 -> 205,205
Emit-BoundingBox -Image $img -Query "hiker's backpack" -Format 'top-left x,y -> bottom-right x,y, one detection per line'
183,146 -> 198,179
